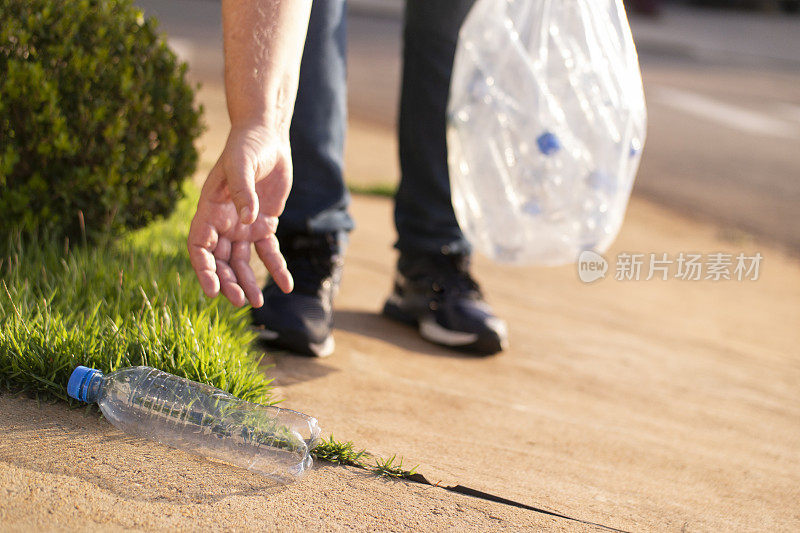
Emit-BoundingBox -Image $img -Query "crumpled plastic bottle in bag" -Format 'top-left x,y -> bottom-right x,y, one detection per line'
447,0 -> 647,265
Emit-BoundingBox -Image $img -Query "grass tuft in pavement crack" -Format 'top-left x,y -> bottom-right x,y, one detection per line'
373,454 -> 418,478
0,186 -> 275,405
312,436 -> 418,479
311,435 -> 369,468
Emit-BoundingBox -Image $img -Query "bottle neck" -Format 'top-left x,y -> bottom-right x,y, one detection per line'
82,371 -> 104,403
67,366 -> 106,403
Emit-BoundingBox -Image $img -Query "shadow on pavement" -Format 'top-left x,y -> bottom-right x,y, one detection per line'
334,309 -> 487,360
259,350 -> 340,387
0,394 -> 285,504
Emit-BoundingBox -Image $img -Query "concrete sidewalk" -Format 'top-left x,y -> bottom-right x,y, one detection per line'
0,394 -> 554,531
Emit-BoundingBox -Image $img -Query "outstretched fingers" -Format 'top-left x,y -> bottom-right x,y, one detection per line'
255,235 -> 293,293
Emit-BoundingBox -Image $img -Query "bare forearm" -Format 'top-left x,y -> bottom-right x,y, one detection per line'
221,0 -> 311,132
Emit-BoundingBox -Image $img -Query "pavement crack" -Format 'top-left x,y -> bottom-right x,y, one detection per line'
405,473 -> 629,532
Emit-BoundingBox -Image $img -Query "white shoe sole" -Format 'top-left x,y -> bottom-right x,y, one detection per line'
254,328 -> 335,358
418,316 -> 480,347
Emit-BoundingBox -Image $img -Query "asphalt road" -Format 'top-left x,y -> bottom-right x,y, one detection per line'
137,0 -> 800,252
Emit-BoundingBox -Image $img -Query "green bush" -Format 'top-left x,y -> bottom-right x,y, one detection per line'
0,0 -> 202,243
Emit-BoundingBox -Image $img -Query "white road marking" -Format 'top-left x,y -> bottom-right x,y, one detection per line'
777,103 -> 800,126
650,86 -> 800,140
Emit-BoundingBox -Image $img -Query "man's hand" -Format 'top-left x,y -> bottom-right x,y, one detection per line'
188,126 -> 294,308
188,0 -> 310,307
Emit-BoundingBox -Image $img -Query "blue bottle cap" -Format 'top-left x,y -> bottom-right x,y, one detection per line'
67,366 -> 102,403
536,131 -> 561,155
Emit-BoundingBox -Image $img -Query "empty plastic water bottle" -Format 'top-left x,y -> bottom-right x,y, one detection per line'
448,0 -> 647,265
67,365 -> 320,483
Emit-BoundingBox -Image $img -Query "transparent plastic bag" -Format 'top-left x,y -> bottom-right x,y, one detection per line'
447,0 -> 647,265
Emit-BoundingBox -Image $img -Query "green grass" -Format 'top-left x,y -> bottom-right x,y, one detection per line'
373,454 -> 418,478
312,436 -> 418,479
312,435 -> 369,468
0,186 -> 275,404
346,182 -> 397,198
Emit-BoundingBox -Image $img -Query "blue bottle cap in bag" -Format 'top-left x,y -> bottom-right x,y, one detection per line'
536,131 -> 561,155
67,366 -> 102,403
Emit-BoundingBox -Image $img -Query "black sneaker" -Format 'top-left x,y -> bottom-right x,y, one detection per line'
382,253 -> 508,355
251,232 -> 345,358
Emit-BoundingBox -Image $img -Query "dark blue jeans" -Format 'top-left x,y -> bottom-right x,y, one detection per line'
280,0 -> 476,257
